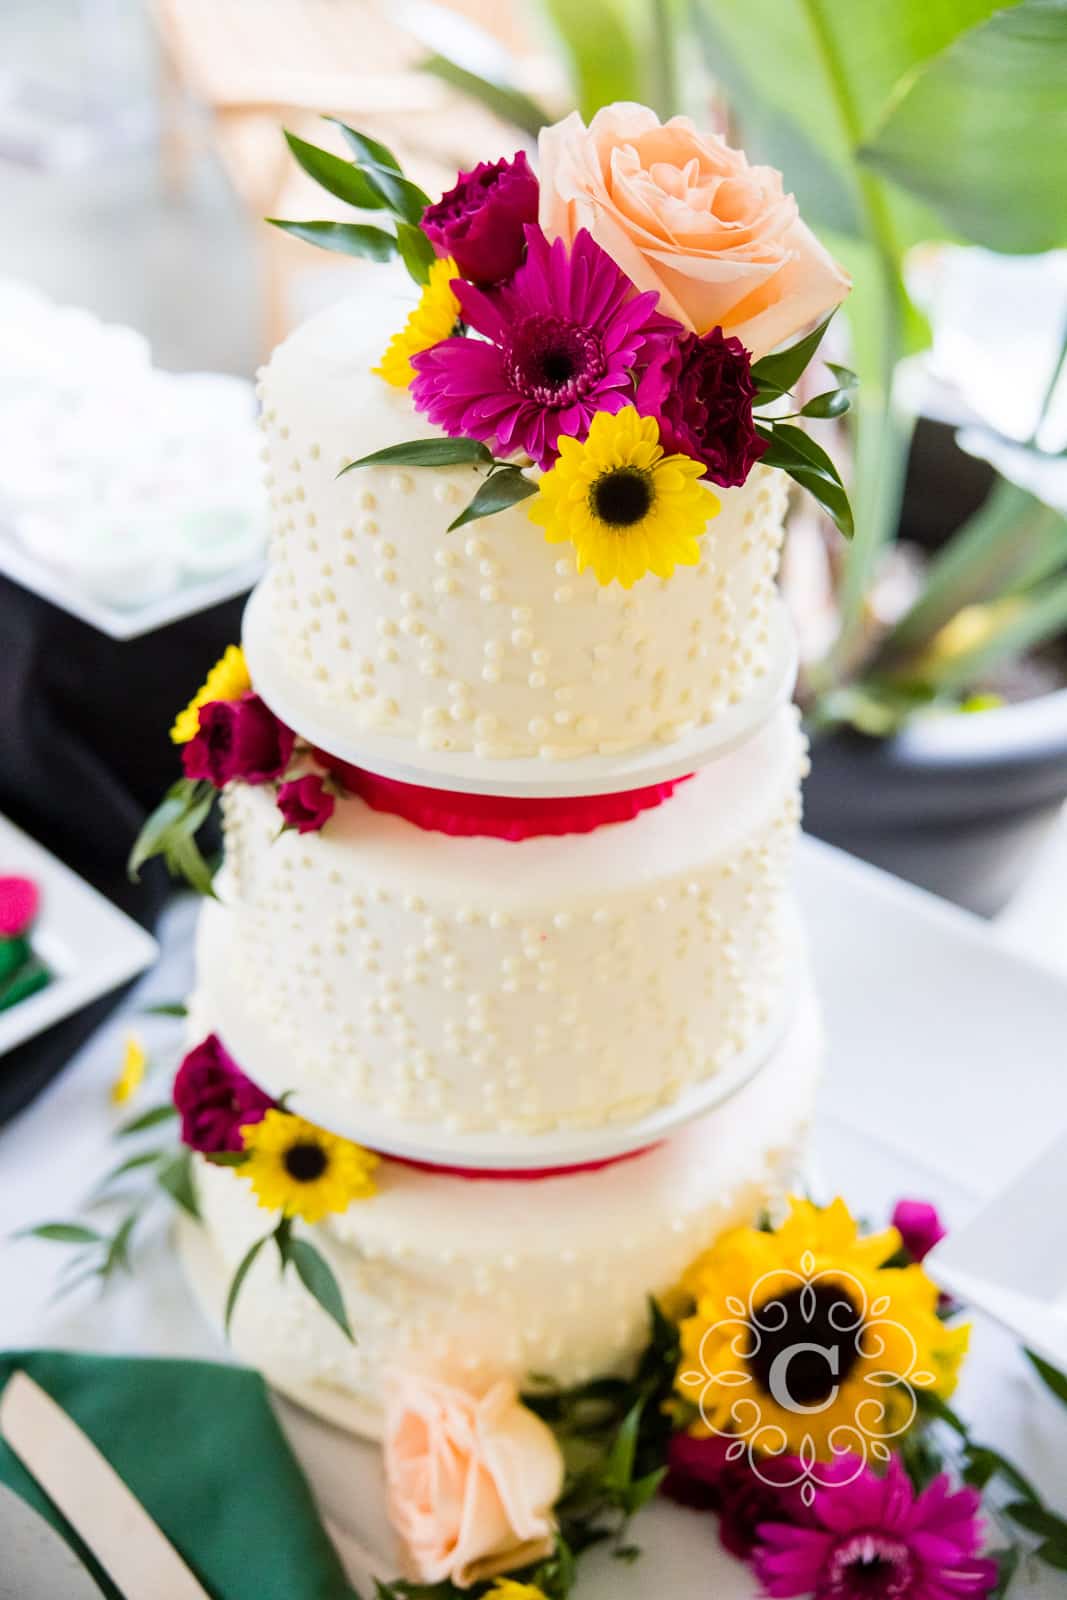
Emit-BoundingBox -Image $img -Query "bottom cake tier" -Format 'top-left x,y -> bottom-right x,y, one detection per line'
189,983 -> 821,1439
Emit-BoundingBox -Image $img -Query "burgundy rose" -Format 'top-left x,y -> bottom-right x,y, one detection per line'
421,152 -> 539,286
892,1198 -> 947,1264
173,1034 -> 273,1153
277,773 -> 336,835
649,325 -> 767,488
181,694 -> 294,789
663,1435 -> 809,1563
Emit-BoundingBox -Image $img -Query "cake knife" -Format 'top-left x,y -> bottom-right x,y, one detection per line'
0,1372 -> 212,1600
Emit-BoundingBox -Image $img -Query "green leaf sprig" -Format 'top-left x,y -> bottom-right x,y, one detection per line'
128,777 -> 218,897
270,123 -> 436,285
750,316 -> 856,540
339,437 -> 537,531
219,1200 -> 353,1346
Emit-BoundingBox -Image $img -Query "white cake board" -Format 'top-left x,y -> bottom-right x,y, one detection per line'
198,895 -> 807,1170
243,576 -> 798,797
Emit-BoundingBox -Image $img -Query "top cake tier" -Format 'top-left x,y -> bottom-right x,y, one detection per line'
255,285 -> 790,767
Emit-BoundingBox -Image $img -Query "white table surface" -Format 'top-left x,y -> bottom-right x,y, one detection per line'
1,837 -> 1066,1597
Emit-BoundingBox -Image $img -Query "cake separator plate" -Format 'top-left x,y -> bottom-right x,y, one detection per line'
195,894 -> 808,1171
242,576 -> 798,798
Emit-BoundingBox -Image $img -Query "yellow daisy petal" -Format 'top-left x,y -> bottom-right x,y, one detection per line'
528,407 -> 715,588
171,645 -> 250,745
238,1109 -> 378,1225
374,257 -> 461,388
111,1033 -> 147,1105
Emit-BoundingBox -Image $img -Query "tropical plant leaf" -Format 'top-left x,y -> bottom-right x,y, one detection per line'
156,1151 -> 201,1220
874,481 -> 1066,667
117,1102 -> 178,1137
224,1234 -> 269,1335
283,131 -> 387,211
283,1236 -> 354,1343
860,0 -> 1067,254
266,219 -> 399,262
916,572 -> 1067,695
419,53 -> 550,141
323,119 -> 430,224
17,1222 -> 105,1245
395,220 -> 437,286
447,467 -> 538,531
542,0 -> 645,119
340,438 -> 494,474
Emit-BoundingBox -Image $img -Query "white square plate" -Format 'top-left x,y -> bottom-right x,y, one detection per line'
0,536 -> 263,642
0,815 -> 158,1057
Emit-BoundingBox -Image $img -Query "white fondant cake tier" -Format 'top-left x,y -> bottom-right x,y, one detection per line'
192,985 -> 821,1439
255,284 -> 788,763
192,707 -> 807,1143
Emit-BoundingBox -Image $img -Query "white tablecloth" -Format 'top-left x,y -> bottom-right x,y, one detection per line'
2,844 -> 1066,1596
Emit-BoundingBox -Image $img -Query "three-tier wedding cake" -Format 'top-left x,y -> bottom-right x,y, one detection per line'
153,103 -> 852,1475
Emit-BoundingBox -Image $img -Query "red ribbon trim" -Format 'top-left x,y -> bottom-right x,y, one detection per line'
319,756 -> 692,841
385,1144 -> 659,1182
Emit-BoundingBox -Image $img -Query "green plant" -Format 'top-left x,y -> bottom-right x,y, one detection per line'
415,0 -> 1067,732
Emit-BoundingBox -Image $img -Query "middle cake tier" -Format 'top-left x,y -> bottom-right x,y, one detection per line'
194,704 -> 806,1144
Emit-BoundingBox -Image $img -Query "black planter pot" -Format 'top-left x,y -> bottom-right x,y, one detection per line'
804,690 -> 1067,916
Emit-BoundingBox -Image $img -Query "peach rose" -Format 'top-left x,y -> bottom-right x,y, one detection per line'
384,1371 -> 565,1588
539,103 -> 850,360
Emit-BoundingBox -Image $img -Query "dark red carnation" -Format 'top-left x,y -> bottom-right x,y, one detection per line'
173,1034 -> 273,1153
663,1435 -> 809,1564
181,694 -> 294,789
421,151 -> 539,286
649,326 -> 767,488
277,773 -> 336,835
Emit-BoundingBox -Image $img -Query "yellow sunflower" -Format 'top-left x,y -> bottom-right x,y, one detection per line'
674,1196 -> 968,1461
489,1583 -> 548,1600
238,1110 -> 379,1224
170,644 -> 250,744
527,406 -> 716,589
375,257 -> 461,388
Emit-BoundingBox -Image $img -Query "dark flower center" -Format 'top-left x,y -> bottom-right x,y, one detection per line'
591,468 -> 654,528
505,315 -> 605,405
284,1142 -> 328,1182
746,1283 -> 862,1408
821,1533 -> 916,1600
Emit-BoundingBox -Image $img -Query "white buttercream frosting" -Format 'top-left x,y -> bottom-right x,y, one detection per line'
195,984 -> 821,1437
255,283 -> 788,761
192,707 -> 807,1142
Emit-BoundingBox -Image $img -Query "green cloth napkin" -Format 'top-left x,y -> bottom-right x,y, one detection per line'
0,1351 -> 359,1600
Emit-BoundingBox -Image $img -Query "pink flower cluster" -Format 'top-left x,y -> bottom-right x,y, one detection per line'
665,1439 -> 997,1600
413,154 -> 767,484
181,696 -> 336,836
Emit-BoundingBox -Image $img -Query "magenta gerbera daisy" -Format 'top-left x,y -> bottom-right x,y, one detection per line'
755,1456 -> 998,1600
409,225 -> 676,469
